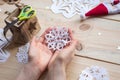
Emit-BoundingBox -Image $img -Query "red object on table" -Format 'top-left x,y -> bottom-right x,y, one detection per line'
85,3 -> 108,16
112,0 -> 120,5
80,2 -> 120,20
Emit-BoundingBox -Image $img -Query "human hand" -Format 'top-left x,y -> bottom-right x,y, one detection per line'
29,29 -> 53,72
48,29 -> 78,68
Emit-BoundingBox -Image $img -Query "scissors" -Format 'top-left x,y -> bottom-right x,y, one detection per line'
3,5 -> 36,41
18,5 -> 36,21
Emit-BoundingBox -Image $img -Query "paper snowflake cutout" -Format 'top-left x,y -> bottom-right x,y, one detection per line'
0,28 -> 10,62
16,43 -> 30,64
0,49 -> 10,62
45,27 -> 71,51
79,66 -> 109,80
51,0 -> 100,18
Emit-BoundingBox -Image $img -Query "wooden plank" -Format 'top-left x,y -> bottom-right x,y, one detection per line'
21,0 -> 52,10
0,54 -> 120,80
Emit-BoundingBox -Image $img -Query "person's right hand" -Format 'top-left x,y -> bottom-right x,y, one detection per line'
29,28 -> 53,73
48,29 -> 78,68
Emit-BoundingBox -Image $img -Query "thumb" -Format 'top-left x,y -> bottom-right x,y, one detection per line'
64,40 -> 78,52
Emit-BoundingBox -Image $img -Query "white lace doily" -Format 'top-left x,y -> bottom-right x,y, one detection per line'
45,27 -> 71,51
51,0 -> 100,18
0,28 -> 10,62
16,43 -> 30,64
79,66 -> 109,80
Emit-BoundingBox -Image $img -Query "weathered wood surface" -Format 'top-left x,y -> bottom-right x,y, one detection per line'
0,0 -> 120,80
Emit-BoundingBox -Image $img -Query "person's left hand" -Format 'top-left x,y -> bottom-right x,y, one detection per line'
29,29 -> 53,72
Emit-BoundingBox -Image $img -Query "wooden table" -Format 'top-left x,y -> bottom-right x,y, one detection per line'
0,0 -> 120,80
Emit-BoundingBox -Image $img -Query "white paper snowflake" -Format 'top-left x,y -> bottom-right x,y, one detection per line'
79,66 -> 109,80
45,27 -> 71,51
0,28 -> 10,62
51,0 -> 100,18
16,43 -> 30,63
